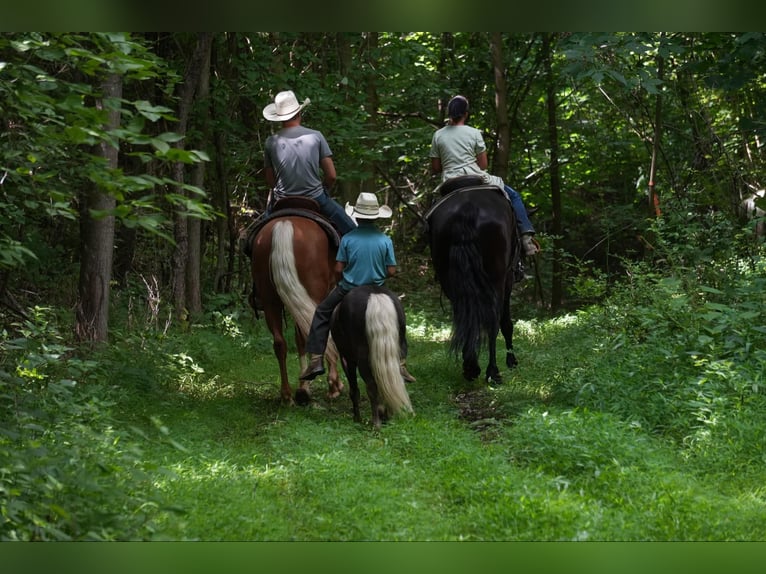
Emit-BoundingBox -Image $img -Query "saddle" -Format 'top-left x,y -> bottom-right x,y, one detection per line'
424,175 -> 506,224
437,175 -> 485,197
241,196 -> 341,258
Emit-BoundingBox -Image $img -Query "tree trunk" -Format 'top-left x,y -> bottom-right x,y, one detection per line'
648,34 -> 665,217
186,35 -> 212,315
75,73 -> 122,343
543,34 -> 563,312
361,32 -> 380,197
171,33 -> 213,321
211,38 -> 233,293
490,32 -> 510,180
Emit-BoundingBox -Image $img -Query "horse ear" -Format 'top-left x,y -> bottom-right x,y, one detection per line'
526,205 -> 539,216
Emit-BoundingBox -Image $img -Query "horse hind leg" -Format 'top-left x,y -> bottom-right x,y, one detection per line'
293,323 -> 313,406
357,364 -> 384,430
325,340 -> 344,399
264,310 -> 293,404
500,293 -> 518,368
462,346 -> 481,382
485,332 -> 503,385
344,361 -> 362,423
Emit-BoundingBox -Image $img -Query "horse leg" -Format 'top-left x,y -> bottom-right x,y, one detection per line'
500,289 -> 518,368
359,364 -> 384,430
264,308 -> 293,404
462,345 -> 481,382
326,355 -> 343,399
485,331 -> 503,385
323,337 -> 344,399
293,323 -> 312,406
344,361 -> 362,423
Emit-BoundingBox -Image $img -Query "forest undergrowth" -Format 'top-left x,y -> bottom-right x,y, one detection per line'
3,210 -> 766,541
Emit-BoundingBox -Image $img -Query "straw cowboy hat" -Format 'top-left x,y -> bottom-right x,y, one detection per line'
345,192 -> 393,220
262,90 -> 311,122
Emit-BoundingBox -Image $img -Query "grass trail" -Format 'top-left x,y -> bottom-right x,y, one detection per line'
112,292 -> 766,540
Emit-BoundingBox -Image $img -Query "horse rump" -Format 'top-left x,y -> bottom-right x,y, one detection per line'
427,187 -> 516,383
331,285 -> 413,430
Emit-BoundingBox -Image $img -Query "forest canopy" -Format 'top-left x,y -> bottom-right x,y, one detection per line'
2,32 -> 764,332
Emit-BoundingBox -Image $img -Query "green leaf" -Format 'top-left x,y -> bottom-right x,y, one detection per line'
133,100 -> 175,122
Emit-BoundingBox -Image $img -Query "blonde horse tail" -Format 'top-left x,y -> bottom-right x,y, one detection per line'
366,293 -> 413,416
270,220 -> 339,363
270,220 -> 317,337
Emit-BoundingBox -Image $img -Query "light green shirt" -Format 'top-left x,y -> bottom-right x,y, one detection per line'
429,124 -> 504,188
429,124 -> 487,181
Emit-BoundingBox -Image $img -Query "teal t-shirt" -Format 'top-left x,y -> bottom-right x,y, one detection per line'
336,223 -> 396,290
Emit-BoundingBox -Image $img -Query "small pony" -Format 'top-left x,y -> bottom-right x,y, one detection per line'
330,285 -> 414,430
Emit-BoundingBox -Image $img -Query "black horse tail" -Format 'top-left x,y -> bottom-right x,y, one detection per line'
447,203 -> 498,359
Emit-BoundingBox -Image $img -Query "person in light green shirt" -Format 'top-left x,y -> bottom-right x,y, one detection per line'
429,95 -> 539,256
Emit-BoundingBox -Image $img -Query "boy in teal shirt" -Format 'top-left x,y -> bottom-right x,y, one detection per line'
299,192 -> 415,383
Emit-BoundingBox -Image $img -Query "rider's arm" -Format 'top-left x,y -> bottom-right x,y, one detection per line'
265,166 -> 276,189
475,151 -> 488,170
320,157 -> 337,190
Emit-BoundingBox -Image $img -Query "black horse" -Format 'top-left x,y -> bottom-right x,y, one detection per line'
426,176 -> 521,384
330,285 -> 413,430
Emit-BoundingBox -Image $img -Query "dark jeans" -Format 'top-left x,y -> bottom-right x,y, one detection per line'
305,285 -> 349,356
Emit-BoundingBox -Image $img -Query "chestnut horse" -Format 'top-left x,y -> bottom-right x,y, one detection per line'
250,202 -> 343,405
426,176 -> 521,384
330,285 -> 413,430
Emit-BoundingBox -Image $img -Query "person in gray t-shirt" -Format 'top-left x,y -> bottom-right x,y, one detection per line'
262,90 -> 356,235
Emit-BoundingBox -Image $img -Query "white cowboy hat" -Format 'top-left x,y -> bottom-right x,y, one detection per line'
262,90 -> 311,122
345,192 -> 393,220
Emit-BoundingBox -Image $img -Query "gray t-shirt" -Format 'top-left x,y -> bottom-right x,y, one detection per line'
264,125 -> 332,200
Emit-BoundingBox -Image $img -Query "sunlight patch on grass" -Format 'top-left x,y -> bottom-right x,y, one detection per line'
407,322 -> 451,342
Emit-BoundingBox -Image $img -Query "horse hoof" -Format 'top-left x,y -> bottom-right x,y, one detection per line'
487,374 -> 503,386
294,387 -> 311,406
506,353 -> 518,368
327,381 -> 344,399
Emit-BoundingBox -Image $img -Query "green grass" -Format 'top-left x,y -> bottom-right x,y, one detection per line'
99,276 -> 766,541
6,247 -> 766,541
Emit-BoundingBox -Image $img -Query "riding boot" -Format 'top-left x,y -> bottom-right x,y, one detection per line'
521,233 -> 539,256
400,359 -> 416,382
300,353 -> 325,381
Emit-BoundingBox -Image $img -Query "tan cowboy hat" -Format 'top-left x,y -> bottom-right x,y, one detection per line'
262,90 -> 311,122
345,192 -> 393,220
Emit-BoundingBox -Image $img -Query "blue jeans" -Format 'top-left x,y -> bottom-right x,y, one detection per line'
266,192 -> 357,235
504,185 -> 535,235
314,192 -> 357,235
